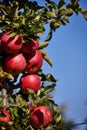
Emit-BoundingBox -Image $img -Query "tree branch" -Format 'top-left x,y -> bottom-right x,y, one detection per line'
2,87 -> 7,107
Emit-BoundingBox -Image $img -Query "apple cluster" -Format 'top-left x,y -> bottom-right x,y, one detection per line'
0,31 -> 43,92
0,31 -> 52,128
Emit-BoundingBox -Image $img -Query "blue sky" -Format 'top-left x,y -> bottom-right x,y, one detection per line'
35,0 -> 87,130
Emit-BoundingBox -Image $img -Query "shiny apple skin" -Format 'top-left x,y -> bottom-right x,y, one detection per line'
30,105 -> 52,128
4,53 -> 26,75
1,32 -> 22,54
25,50 -> 43,74
20,73 -> 41,93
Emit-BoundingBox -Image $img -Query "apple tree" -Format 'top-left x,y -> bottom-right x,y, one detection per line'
0,0 -> 87,130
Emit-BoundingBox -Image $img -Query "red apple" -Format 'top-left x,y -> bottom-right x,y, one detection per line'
0,109 -> 11,122
4,53 -> 26,75
30,105 -> 52,128
25,50 -> 43,74
1,31 -> 22,53
21,40 -> 39,54
20,73 -> 41,93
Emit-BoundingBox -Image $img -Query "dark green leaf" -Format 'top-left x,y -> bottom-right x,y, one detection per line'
46,74 -> 57,82
13,109 -> 19,118
8,1 -> 19,19
58,0 -> 66,9
0,22 -> 8,29
60,19 -> 66,25
45,29 -> 52,42
43,83 -> 56,94
8,97 -> 14,104
46,1 -> 58,9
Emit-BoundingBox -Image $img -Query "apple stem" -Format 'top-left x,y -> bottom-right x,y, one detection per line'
29,125 -> 34,130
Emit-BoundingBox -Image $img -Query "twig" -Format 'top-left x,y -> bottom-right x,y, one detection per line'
57,122 -> 87,129
1,88 -> 7,107
29,124 -> 34,130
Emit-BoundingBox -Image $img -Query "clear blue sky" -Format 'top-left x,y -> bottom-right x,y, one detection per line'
35,0 -> 87,129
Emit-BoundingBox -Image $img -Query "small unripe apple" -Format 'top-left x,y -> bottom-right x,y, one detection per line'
21,40 -> 39,54
25,50 -> 43,74
20,73 -> 41,93
4,53 -> 26,75
0,109 -> 11,122
30,106 -> 52,128
1,31 -> 22,53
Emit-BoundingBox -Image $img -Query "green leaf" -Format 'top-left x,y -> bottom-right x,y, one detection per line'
60,19 -> 66,25
39,42 -> 48,49
43,83 -> 56,94
45,29 -> 52,41
80,9 -> 87,20
8,32 -> 17,37
13,22 -> 20,28
58,0 -> 66,9
8,97 -> 14,104
27,88 -> 35,95
58,7 -> 73,16
46,11 -> 56,18
38,94 -> 54,104
66,8 -> 73,16
0,71 -> 13,79
0,22 -> 8,29
55,114 -> 62,123
13,108 -> 19,118
39,49 -> 47,56
46,1 -> 58,9
19,96 -> 27,107
34,15 -> 40,22
9,108 -> 15,121
46,74 -> 57,82
58,7 -> 66,15
53,21 -> 61,28
13,18 -> 21,28
62,16 -> 69,23
36,90 -> 41,96
43,55 -> 52,67
8,1 -> 19,19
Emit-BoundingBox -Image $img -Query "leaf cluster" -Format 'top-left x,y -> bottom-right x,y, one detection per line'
0,0 -> 87,42
0,69 -> 73,130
